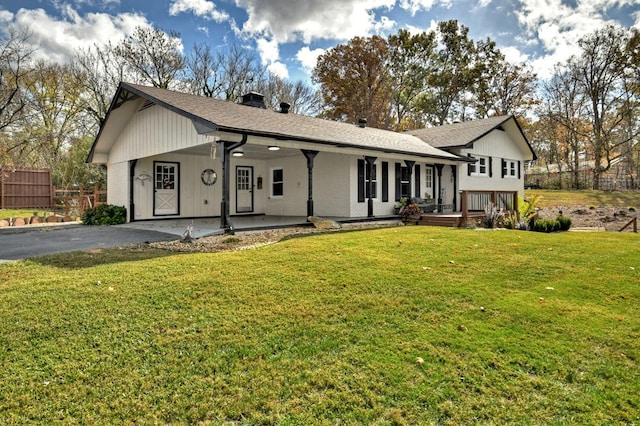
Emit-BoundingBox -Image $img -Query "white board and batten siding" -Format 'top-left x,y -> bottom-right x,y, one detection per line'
106,161 -> 130,209
108,105 -> 211,165
457,130 -> 526,195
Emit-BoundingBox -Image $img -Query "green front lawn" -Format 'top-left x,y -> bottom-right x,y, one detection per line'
0,209 -> 55,218
1,227 -> 638,424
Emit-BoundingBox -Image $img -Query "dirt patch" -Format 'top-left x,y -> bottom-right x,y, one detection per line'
536,205 -> 638,231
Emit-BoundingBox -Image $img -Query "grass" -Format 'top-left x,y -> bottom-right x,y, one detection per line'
1,226 -> 639,424
0,209 -> 56,218
526,189 -> 640,209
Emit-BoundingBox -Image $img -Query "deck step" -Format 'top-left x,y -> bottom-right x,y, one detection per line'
417,213 -> 484,228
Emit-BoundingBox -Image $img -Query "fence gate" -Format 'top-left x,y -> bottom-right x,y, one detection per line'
0,167 -> 53,209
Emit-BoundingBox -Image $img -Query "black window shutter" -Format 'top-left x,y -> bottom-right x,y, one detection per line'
382,161 -> 388,202
467,155 -> 473,176
501,159 -> 507,178
357,159 -> 365,202
517,161 -> 521,179
414,165 -> 421,198
489,157 -> 493,177
395,163 -> 401,201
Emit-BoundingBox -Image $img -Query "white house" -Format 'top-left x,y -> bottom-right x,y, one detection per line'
87,83 -> 535,231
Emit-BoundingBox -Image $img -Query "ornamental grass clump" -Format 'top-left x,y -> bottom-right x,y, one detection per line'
532,215 -> 571,233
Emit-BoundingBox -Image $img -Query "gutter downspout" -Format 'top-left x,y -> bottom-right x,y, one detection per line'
220,134 -> 248,234
129,159 -> 138,223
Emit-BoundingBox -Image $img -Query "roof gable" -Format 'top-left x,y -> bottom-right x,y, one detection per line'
408,115 -> 537,160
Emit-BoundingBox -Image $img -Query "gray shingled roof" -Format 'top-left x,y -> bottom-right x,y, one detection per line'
407,116 -> 514,148
113,83 -> 462,161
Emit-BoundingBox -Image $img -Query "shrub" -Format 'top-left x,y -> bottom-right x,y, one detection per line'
399,203 -> 421,222
531,216 -> 571,233
82,204 -> 127,226
532,218 -> 561,233
556,215 -> 572,231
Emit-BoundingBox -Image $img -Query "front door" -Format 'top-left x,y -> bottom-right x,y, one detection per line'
236,166 -> 253,213
154,162 -> 179,215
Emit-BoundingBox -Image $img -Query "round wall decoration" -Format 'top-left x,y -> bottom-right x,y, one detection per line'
201,168 -> 217,186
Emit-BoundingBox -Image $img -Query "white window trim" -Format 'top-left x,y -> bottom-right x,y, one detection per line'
365,162 -> 378,200
270,167 -> 284,198
424,167 -> 433,191
470,155 -> 489,177
505,160 -> 518,179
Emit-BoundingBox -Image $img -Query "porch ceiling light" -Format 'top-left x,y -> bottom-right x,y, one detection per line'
268,145 -> 280,151
232,150 -> 244,157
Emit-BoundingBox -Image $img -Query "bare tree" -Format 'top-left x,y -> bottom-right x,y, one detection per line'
254,73 -> 321,116
185,43 -> 265,101
0,27 -> 34,133
541,66 -> 589,188
114,26 -> 185,89
72,42 -> 132,131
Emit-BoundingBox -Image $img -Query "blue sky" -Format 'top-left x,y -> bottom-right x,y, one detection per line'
1,0 -> 638,83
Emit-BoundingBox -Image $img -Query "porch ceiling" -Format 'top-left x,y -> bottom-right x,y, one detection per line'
176,143 -> 302,160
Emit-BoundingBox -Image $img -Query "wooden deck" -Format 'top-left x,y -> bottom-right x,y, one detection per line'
417,212 -> 485,227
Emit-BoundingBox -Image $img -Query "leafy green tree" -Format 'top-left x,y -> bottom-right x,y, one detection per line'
313,35 -> 392,129
418,20 -> 480,125
387,29 -> 436,130
473,47 -> 538,118
15,62 -> 89,179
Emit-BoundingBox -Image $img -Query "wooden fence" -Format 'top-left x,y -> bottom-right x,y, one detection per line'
54,186 -> 107,217
0,167 -> 53,209
0,167 -> 106,216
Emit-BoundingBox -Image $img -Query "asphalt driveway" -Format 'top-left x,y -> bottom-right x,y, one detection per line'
0,225 -> 175,261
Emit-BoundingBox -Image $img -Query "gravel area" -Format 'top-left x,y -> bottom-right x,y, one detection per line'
536,205 -> 638,231
147,221 -> 402,253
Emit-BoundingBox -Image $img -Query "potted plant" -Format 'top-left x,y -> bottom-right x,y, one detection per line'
394,197 -> 408,215
400,202 -> 422,224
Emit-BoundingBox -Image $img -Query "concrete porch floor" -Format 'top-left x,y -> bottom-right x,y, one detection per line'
117,215 -> 402,238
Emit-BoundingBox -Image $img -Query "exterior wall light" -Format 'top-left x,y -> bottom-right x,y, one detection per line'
268,146 -> 280,151
232,150 -> 244,157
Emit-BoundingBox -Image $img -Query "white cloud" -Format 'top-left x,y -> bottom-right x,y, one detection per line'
268,61 -> 289,79
256,37 -> 280,65
514,0 -> 632,79
236,0 -> 396,44
501,46 -> 529,64
168,0 -> 229,22
0,10 -> 14,23
296,46 -> 325,71
3,7 -> 151,63
398,0 -> 453,15
255,37 -> 289,78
